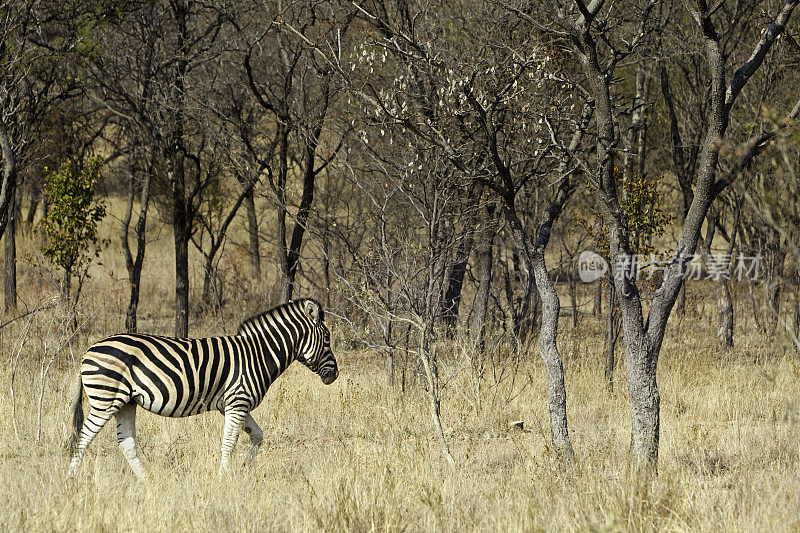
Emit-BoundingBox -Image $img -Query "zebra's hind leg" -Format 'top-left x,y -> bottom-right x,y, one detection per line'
219,408 -> 247,474
242,414 -> 263,464
67,407 -> 118,477
116,403 -> 147,479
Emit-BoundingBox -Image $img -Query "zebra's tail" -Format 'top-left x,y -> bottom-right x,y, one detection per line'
66,372 -> 84,455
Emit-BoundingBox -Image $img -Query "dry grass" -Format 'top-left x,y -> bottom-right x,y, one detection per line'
1,215 -> 799,532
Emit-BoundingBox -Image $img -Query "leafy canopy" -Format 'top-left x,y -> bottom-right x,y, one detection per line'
38,157 -> 107,273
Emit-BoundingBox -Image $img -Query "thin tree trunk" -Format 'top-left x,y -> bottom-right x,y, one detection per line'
441,183 -> 483,332
605,281 -> 621,391
504,210 -> 538,340
471,227 -> 494,346
197,183 -> 253,306
171,156 -> 190,338
593,279 -> 602,316
763,236 -> 785,333
171,0 -> 190,338
717,280 -> 733,347
276,122 -> 291,302
61,268 -> 71,307
418,327 -> 455,468
569,275 -> 578,328
0,123 -> 17,242
441,243 -> 471,333
323,223 -> 331,309
533,247 -> 574,459
280,81 -> 330,302
526,102 -> 590,459
122,169 -> 151,333
201,254 -> 219,308
676,282 -> 686,316
699,207 -> 737,348
25,186 -> 39,225
4,196 -> 16,312
623,327 -> 660,468
281,143 -> 317,301
794,270 -> 799,335
623,63 -> 649,180
244,187 -> 260,279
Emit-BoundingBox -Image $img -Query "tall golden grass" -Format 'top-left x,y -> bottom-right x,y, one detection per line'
1,211 -> 798,532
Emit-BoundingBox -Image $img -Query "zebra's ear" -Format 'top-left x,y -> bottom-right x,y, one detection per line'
303,299 -> 323,325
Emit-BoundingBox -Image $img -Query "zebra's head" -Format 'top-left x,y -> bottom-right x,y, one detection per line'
297,299 -> 338,385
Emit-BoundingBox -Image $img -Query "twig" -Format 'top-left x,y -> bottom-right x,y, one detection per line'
0,300 -> 59,331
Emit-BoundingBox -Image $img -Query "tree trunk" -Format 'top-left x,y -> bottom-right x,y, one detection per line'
699,206 -> 737,348
523,101 -> 588,457
280,81 -> 329,303
61,268 -> 72,308
418,327 -> 456,468
471,229 -> 494,346
676,282 -> 686,316
717,280 -> 733,348
4,198 -> 16,312
201,254 -> 219,308
532,244 -> 574,459
593,279 -> 602,316
623,63 -> 649,181
0,123 -> 17,242
503,211 -> 537,340
441,183 -> 483,332
605,281 -> 621,391
276,122 -> 291,302
171,0 -> 190,338
440,245 -> 471,333
763,237 -> 784,333
25,186 -> 39,225
624,328 -> 660,468
569,275 -> 578,329
244,187 -> 260,279
794,270 -> 799,336
122,170 -> 151,333
172,156 -> 190,338
323,223 -> 332,309
196,180 -> 254,310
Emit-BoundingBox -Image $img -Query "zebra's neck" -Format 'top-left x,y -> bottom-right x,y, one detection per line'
236,310 -> 307,380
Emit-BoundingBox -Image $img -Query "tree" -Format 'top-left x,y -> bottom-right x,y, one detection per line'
239,0 -> 348,302
548,0 -> 800,471
120,147 -> 153,333
37,158 -> 106,307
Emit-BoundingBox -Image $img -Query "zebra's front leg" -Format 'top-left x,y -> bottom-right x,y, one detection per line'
242,414 -> 263,464
220,408 -> 247,474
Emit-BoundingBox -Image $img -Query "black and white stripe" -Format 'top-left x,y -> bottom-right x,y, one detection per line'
67,298 -> 337,478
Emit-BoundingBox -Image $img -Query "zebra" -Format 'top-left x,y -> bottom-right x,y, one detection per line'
66,298 -> 337,478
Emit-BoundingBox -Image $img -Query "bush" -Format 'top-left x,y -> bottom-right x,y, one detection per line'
37,157 -> 107,303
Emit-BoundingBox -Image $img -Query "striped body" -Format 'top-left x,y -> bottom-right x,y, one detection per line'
67,298 -> 337,478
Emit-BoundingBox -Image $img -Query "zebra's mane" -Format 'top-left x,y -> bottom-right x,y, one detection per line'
235,298 -> 323,335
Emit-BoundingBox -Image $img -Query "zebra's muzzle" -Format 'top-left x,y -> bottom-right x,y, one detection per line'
320,368 -> 338,385
319,355 -> 338,384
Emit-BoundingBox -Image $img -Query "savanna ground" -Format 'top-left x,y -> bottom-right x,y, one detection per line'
1,208 -> 799,532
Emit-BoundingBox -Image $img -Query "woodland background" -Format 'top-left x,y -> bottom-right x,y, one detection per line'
1,0 -> 800,530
